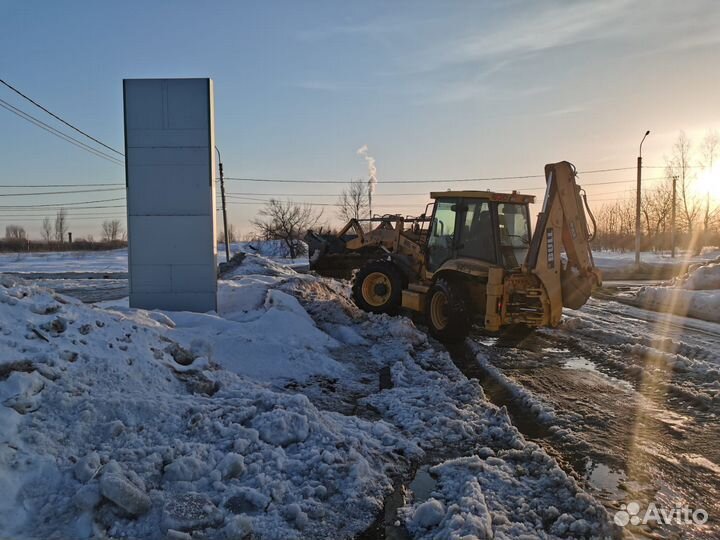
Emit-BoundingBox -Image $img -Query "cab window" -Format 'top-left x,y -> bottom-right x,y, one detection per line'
427,200 -> 457,271
497,203 -> 531,268
457,200 -> 496,263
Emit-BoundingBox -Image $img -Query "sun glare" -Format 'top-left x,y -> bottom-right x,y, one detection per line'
695,161 -> 720,201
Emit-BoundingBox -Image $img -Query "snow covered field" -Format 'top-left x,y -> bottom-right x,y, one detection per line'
0,240 -> 307,276
0,249 -> 128,274
0,254 -> 617,539
594,248 -> 720,279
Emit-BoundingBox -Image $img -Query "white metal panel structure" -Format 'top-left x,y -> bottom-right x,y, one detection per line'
123,78 -> 217,312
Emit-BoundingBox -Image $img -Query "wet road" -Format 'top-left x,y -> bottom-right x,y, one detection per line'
451,294 -> 720,539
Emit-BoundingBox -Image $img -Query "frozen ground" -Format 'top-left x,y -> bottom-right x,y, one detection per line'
0,253 -> 617,539
455,298 -> 720,539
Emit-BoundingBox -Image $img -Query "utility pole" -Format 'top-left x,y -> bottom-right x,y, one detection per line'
671,175 -> 677,258
215,146 -> 230,263
635,130 -> 650,267
367,180 -> 373,220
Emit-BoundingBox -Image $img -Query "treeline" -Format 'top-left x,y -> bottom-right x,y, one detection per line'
2,211 -> 127,252
0,238 -> 127,253
592,130 -> 720,253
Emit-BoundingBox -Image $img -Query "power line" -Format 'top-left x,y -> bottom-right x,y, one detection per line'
0,98 -> 124,166
222,177 -> 669,199
0,197 -> 125,209
0,182 -> 124,188
0,215 -> 127,222
222,167 -> 641,185
1,205 -> 127,211
0,79 -> 124,156
0,187 -> 124,197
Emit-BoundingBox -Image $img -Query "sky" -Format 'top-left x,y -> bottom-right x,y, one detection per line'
2,0 -> 720,239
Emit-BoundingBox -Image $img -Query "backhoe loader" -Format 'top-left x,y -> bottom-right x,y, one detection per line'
304,161 -> 601,341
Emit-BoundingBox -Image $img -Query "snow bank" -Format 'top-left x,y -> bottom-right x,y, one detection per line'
637,261 -> 720,322
0,277 -> 408,539
0,253 -> 615,539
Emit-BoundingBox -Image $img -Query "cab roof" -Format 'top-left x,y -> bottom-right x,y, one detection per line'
429,190 -> 536,204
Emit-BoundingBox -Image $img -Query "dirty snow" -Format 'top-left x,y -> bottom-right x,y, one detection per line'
0,253 -> 616,539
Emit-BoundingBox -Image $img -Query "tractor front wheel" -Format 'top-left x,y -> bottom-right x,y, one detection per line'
426,278 -> 471,342
352,260 -> 404,315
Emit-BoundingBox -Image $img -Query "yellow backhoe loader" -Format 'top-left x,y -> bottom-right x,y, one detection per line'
305,161 -> 601,341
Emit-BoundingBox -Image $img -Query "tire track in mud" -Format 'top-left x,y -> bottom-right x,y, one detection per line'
448,303 -> 720,540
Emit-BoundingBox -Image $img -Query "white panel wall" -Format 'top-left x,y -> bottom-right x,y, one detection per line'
124,78 -> 217,312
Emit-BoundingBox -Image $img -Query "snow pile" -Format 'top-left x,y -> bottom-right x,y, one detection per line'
0,277 -> 410,539
637,261 -> 720,322
239,239 -> 307,259
222,252 -> 299,279
403,449 -> 610,539
0,255 -> 616,539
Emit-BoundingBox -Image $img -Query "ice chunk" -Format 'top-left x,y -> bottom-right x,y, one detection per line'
74,452 -> 100,483
218,452 -> 246,479
411,498 -> 445,528
253,410 -> 309,447
163,456 -> 208,482
100,473 -> 151,516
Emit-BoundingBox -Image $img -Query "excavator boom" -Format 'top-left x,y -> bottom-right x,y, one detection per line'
525,161 -> 601,323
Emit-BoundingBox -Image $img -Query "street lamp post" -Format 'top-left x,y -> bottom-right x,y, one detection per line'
635,130 -> 650,267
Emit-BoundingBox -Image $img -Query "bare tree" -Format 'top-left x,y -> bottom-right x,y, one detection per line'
700,129 -> 720,232
54,209 -> 68,243
5,225 -> 26,240
252,199 -> 323,259
217,223 -> 238,244
337,178 -> 369,222
101,219 -> 123,241
666,132 -> 701,234
41,217 -> 53,243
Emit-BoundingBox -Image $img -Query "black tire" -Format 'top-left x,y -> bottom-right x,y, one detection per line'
351,260 -> 404,315
425,278 -> 471,342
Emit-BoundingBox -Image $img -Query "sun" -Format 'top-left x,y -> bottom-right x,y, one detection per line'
695,162 -> 720,202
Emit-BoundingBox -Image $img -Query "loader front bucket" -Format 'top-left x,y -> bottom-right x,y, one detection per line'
304,230 -> 384,279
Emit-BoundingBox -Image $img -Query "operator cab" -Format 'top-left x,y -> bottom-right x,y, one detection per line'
426,191 -> 535,272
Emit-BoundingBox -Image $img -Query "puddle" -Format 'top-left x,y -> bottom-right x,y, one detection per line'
408,466 -> 437,504
562,356 -> 634,391
359,464 -> 440,539
585,460 -> 627,498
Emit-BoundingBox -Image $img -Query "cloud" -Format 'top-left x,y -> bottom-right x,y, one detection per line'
409,0 -> 633,74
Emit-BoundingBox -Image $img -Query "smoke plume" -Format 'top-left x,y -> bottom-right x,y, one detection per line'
356,144 -> 377,194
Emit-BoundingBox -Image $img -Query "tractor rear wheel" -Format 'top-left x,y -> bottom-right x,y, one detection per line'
352,260 -> 404,315
426,278 -> 471,342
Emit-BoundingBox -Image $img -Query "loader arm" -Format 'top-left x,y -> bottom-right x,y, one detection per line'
525,161 -> 601,325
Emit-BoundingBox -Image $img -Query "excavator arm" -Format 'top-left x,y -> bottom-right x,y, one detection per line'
525,161 -> 602,325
